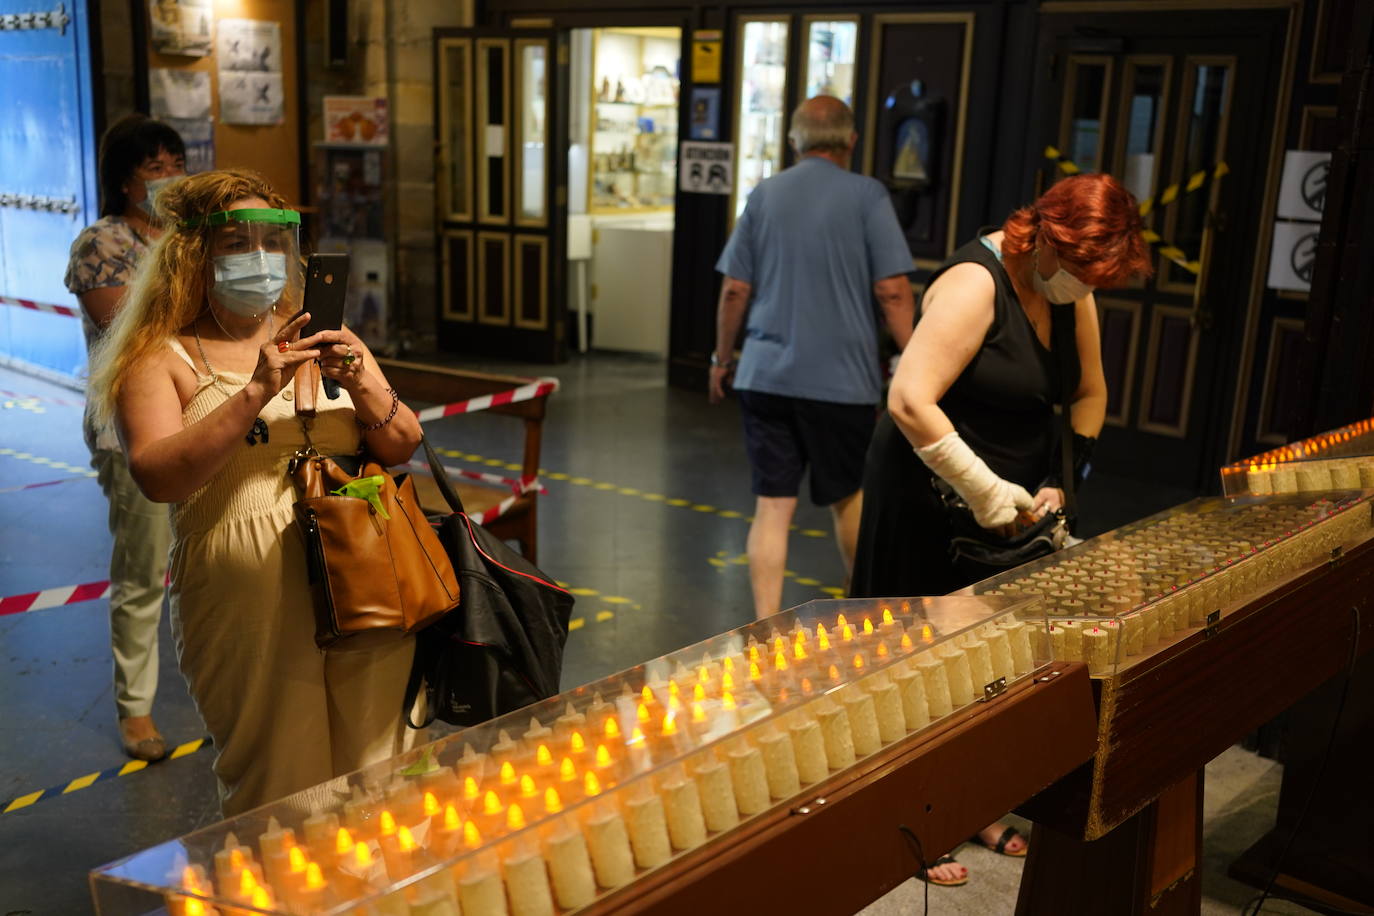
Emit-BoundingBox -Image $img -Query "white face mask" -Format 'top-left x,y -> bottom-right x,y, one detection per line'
1032,246 -> 1094,304
212,251 -> 288,317
136,176 -> 180,220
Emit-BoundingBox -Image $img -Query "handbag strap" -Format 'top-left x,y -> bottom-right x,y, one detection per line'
1050,304 -> 1078,525
419,433 -> 470,517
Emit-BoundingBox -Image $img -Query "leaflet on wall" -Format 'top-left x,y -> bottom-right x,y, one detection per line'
219,71 -> 284,125
218,19 -> 282,72
323,97 -> 389,145
148,0 -> 213,57
165,117 -> 215,173
149,68 -> 211,120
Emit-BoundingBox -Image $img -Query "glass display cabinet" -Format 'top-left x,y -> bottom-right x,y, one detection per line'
732,17 -> 789,221
91,596 -> 1048,915
588,28 -> 679,213
968,492 -> 1373,677
1219,416 -> 1374,496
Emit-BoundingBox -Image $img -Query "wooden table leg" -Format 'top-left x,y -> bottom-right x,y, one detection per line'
1016,772 -> 1203,916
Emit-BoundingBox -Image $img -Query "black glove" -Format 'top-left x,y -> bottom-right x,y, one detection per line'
1044,433 -> 1096,492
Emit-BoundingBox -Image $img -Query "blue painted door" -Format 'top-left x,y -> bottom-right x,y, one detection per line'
0,0 -> 98,380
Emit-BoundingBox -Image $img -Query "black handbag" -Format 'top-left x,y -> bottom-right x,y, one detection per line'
404,437 -> 574,728
936,480 -> 1069,581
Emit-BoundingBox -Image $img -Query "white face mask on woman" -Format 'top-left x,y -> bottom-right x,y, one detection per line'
212,250 -> 288,317
1032,246 -> 1094,304
136,176 -> 179,219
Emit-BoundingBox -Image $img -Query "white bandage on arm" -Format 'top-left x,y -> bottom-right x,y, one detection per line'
915,431 -> 1035,529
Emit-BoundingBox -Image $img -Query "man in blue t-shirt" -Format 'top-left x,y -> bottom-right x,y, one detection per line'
711,95 -> 915,619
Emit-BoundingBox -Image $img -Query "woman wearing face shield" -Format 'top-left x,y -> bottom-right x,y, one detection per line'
88,169 -> 422,815
849,173 -> 1152,884
64,114 -> 186,762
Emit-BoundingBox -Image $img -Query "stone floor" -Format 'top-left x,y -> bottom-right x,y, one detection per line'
0,351 -> 1322,914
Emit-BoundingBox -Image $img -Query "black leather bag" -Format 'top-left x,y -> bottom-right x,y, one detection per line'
404,438 -> 574,728
935,480 -> 1068,581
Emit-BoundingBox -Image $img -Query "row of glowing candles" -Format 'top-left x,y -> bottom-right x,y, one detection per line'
166,607 -> 985,914
1226,417 -> 1374,471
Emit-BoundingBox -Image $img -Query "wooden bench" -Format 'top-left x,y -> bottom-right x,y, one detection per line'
376,357 -> 552,562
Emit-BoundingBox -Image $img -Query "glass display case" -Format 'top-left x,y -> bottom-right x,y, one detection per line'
968,492 -> 1373,678
91,596 -> 1047,915
1220,417 -> 1374,496
588,28 -> 680,212
733,17 -> 789,220
801,18 -> 858,106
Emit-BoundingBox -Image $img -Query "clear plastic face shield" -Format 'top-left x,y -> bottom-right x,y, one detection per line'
186,208 -> 303,318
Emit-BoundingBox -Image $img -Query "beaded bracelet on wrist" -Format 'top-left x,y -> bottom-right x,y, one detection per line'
356,387 -> 400,431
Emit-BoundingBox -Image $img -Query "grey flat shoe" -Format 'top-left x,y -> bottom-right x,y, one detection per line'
122,735 -> 167,761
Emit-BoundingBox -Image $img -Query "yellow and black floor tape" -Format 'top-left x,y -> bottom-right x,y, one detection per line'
709,551 -> 846,598
0,736 -> 213,815
431,446 -> 830,539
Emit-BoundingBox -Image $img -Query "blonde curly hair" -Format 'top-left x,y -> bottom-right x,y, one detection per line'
88,168 -> 297,426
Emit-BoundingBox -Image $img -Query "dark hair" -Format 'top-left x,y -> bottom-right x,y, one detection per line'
98,114 -> 187,217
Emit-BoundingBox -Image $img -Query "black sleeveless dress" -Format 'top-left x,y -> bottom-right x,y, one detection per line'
849,236 -> 1080,598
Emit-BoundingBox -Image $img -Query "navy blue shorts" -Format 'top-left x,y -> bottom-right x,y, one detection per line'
737,390 -> 877,506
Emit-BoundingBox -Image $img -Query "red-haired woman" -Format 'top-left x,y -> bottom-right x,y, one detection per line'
849,173 -> 1150,884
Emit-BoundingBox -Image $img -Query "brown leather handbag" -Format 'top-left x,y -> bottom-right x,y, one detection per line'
288,398 -> 459,647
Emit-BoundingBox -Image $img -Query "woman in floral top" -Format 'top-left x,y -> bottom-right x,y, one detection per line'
64,114 -> 185,761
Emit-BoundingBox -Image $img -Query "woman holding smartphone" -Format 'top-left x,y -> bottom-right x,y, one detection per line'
88,168 -> 421,815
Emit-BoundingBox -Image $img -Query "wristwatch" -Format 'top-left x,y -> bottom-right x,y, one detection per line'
710,353 -> 737,370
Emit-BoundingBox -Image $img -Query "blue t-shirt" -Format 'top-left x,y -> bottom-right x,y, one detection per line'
715,157 -> 914,404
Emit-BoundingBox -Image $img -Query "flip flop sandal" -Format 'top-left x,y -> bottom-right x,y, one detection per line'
916,854 -> 969,887
971,825 -> 1028,857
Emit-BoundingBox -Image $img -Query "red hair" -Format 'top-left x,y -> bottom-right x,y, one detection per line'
1002,173 -> 1152,288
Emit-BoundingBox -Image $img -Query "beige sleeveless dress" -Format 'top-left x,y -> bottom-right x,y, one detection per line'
166,338 -> 415,815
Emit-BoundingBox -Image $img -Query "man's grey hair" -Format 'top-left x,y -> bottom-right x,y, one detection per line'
788,97 -> 856,154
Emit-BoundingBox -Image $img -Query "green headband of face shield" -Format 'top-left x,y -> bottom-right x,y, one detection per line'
182,208 -> 302,229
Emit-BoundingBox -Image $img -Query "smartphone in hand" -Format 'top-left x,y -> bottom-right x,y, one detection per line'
299,253 -> 351,399
301,253 -> 350,338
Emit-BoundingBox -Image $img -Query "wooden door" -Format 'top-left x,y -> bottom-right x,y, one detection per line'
434,29 -> 567,362
1035,10 -> 1288,490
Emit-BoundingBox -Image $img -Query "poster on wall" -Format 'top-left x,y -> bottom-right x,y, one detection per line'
149,0 -> 213,57
219,71 -> 284,125
1276,150 -> 1330,222
1267,221 -> 1319,293
217,19 -> 282,72
688,87 -> 720,140
149,68 -> 211,120
679,141 -> 733,194
323,97 -> 389,146
165,117 -> 215,173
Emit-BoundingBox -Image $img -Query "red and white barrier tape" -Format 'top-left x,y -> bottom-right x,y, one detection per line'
0,295 -> 81,319
0,475 -> 90,495
472,489 -> 525,526
413,378 -> 559,423
0,388 -> 86,408
0,579 -> 111,616
0,470 -> 539,614
405,460 -> 546,495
